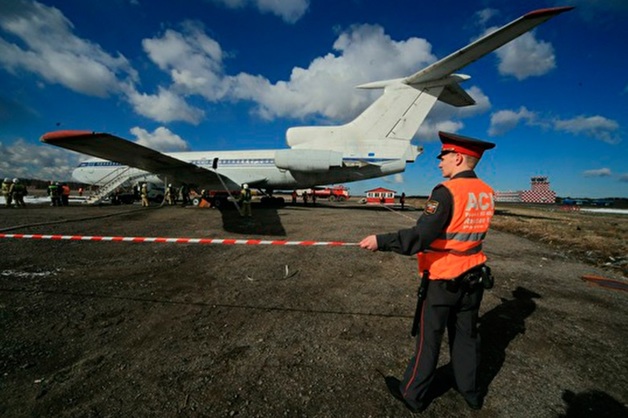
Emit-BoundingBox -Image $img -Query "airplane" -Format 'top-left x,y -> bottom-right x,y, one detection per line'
41,6 -> 573,206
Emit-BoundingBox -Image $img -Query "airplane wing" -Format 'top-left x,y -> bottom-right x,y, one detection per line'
40,130 -> 240,187
404,6 -> 574,86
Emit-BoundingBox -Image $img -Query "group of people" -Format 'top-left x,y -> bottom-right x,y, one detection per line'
290,190 -> 317,206
141,183 -> 190,207
2,177 -> 27,208
47,181 -> 71,207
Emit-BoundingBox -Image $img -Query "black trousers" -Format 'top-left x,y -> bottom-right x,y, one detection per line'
400,279 -> 484,408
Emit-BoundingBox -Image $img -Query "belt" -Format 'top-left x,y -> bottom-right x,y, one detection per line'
445,266 -> 483,293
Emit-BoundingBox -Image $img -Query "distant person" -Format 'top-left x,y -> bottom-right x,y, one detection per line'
239,183 -> 252,217
54,182 -> 62,206
166,184 -> 175,205
140,183 -> 149,207
47,181 -> 59,207
302,192 -> 308,206
359,132 -> 496,413
10,178 -> 27,208
200,189 -> 209,204
291,190 -> 297,205
2,177 -> 13,208
61,183 -> 70,206
400,192 -> 406,210
78,187 -> 83,197
179,184 -> 190,206
111,188 -> 121,205
311,192 -> 317,206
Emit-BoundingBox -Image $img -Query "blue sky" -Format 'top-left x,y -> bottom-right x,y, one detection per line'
1,0 -> 627,198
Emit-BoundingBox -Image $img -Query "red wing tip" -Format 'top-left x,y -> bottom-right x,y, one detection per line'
525,6 -> 575,19
40,130 -> 96,142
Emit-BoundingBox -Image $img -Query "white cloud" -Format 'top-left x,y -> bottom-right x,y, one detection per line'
474,8 -> 499,26
475,11 -> 557,81
619,173 -> 628,183
0,2 -> 489,131
583,168 -> 612,177
130,126 -> 189,152
210,0 -> 310,23
553,115 -> 621,144
494,31 -> 556,80
0,2 -> 494,135
142,21 -> 228,100
488,108 -> 621,144
489,106 -> 538,136
126,87 -> 205,124
230,24 -> 438,121
417,119 -> 464,142
392,174 -> 404,184
0,0 -> 137,97
0,128 -> 188,182
141,22 -> 439,123
0,138 -> 81,181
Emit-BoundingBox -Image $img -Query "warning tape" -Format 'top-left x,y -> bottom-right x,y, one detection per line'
0,233 -> 357,247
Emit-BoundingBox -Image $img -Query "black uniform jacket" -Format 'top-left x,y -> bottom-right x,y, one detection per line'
376,171 -> 478,256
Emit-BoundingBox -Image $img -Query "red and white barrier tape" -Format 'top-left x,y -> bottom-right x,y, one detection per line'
0,233 -> 357,247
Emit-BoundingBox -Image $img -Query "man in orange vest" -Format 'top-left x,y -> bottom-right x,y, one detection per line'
360,131 -> 495,412
61,183 -> 71,206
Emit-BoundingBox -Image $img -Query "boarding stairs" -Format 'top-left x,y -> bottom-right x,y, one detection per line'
85,167 -> 149,205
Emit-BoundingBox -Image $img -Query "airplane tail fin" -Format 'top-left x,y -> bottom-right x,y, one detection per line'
286,6 -> 573,163
285,72 -> 461,164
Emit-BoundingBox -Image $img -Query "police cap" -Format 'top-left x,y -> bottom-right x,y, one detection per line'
437,131 -> 495,159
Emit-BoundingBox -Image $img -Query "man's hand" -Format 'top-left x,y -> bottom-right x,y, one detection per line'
359,235 -> 379,251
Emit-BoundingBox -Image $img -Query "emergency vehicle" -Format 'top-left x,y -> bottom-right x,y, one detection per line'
307,186 -> 350,201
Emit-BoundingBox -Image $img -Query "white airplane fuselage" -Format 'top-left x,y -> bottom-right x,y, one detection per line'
73,148 -> 412,191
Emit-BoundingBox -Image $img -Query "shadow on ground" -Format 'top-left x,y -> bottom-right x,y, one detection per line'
219,204 -> 286,236
559,389 -> 628,418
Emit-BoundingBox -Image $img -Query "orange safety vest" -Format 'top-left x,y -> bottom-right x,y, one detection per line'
417,177 -> 494,280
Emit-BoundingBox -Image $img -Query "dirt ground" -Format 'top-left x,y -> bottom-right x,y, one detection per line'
1,199 -> 627,418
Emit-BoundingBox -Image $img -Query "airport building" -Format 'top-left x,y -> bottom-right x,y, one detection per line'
365,187 -> 396,205
495,176 -> 557,204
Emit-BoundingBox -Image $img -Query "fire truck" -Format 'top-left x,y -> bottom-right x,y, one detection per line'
309,185 -> 350,201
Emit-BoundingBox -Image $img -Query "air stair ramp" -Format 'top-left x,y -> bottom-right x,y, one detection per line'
85,167 -> 150,205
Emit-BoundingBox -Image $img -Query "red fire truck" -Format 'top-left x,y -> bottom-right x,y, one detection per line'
310,185 -> 350,201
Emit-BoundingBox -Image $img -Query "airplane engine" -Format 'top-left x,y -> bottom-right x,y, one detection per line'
275,149 -> 343,172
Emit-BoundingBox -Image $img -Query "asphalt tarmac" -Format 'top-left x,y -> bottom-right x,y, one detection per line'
1,201 -> 627,417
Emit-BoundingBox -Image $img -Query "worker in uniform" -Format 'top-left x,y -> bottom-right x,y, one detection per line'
239,183 -> 252,217
166,184 -> 175,205
179,183 -> 190,206
2,177 -> 13,208
10,178 -> 27,207
140,183 -> 149,207
360,131 -> 496,412
61,183 -> 71,206
47,181 -> 59,206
